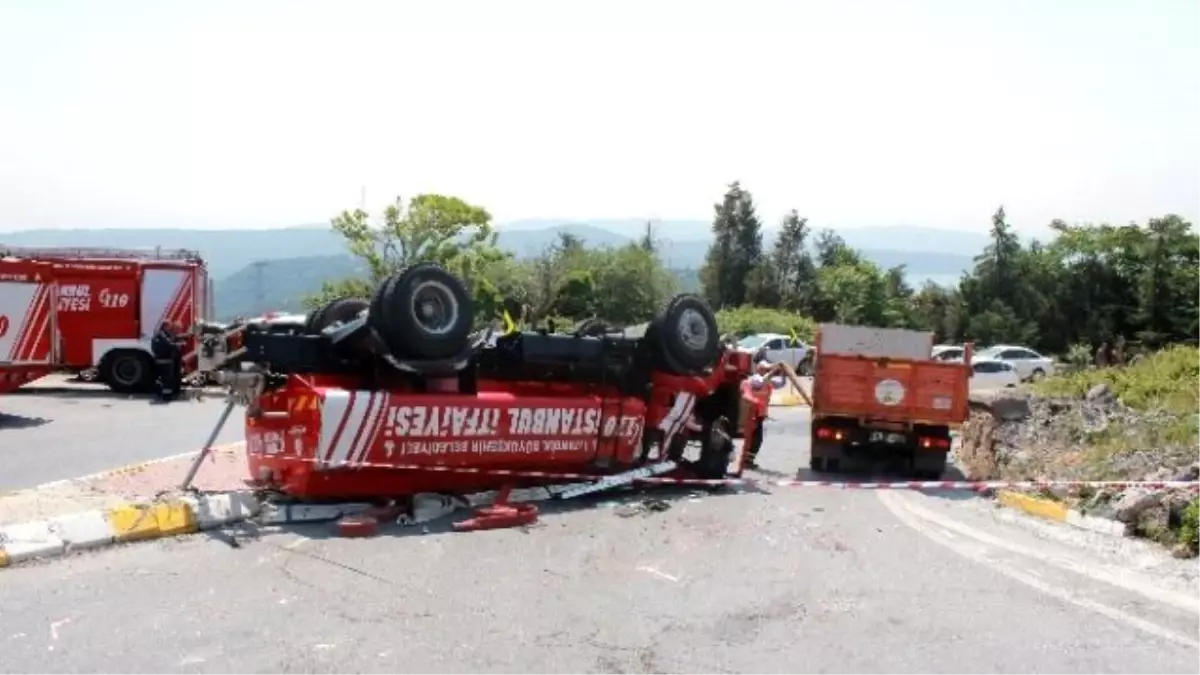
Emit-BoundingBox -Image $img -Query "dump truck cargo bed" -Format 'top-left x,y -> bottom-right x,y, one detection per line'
812,355 -> 970,426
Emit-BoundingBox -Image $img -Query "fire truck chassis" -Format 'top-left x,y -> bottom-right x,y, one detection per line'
188,263 -> 759,530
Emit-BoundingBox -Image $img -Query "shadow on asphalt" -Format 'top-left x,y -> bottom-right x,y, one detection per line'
11,386 -> 150,402
0,412 -> 51,430
203,481 -> 771,552
11,386 -> 219,405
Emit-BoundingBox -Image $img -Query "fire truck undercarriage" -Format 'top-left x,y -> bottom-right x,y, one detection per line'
187,263 -> 759,531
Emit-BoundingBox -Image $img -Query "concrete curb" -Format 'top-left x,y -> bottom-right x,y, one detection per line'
996,489 -> 1129,537
0,491 -> 260,569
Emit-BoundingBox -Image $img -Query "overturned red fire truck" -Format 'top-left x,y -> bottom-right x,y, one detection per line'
202,263 -> 759,502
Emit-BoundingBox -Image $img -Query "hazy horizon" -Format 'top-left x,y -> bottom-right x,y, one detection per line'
2,0 -> 1196,237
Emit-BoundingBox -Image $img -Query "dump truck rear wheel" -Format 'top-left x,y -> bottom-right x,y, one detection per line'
911,451 -> 948,480
810,439 -> 845,474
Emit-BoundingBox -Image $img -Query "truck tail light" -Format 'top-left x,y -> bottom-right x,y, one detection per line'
918,436 -> 951,450
815,427 -> 845,441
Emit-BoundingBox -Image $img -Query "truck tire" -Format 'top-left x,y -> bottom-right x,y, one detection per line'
101,350 -> 155,394
370,263 -> 474,359
809,438 -> 844,474
911,450 -> 948,480
694,416 -> 734,480
654,294 -> 719,374
305,297 -> 369,334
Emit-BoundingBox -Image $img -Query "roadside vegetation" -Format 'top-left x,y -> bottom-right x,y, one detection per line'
1031,344 -> 1198,411
307,184 -> 1198,360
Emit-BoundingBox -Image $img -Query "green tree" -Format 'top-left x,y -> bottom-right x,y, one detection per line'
771,210 -> 817,312
700,182 -> 764,308
308,193 -> 506,310
699,183 -> 742,308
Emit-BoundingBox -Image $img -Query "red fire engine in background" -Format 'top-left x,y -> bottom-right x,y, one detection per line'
0,245 -> 213,395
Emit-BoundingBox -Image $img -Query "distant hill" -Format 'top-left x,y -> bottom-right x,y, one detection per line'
213,254 -> 368,319
2,220 -> 988,320
0,225 -> 338,279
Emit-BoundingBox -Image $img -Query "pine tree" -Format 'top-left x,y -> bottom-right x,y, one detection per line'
771,210 -> 816,311
732,189 -> 765,305
639,220 -> 656,255
700,182 -> 746,308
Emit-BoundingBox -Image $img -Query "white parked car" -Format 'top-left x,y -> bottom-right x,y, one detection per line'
974,344 -> 1055,381
932,344 -> 966,362
969,358 -> 1022,390
736,332 -> 812,374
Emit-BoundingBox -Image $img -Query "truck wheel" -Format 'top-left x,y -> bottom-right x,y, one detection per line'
305,297 -> 368,334
371,263 -> 474,359
694,416 -> 734,480
810,438 -> 844,474
655,294 -> 719,374
911,451 -> 948,480
101,350 -> 155,394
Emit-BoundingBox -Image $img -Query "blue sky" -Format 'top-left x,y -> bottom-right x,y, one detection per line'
0,0 -> 1196,235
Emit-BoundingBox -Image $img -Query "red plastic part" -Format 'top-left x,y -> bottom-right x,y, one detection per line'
452,485 -> 539,532
452,503 -> 539,532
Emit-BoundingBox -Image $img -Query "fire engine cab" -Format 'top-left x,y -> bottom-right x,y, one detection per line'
0,245 -> 212,394
200,263 -> 758,502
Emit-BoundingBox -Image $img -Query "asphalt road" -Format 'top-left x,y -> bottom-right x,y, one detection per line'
0,376 -> 242,491
0,407 -> 1196,673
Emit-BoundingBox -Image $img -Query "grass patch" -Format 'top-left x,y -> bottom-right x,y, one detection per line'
1031,345 -> 1198,414
1030,345 -> 1199,465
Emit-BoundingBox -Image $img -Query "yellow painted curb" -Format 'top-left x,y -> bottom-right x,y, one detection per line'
996,490 -> 1070,523
107,501 -> 200,542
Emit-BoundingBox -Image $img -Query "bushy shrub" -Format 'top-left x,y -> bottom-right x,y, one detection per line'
714,306 -> 817,340
1031,345 -> 1199,414
1065,342 -> 1093,368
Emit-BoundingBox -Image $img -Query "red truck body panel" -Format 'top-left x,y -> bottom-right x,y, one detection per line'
812,355 -> 971,427
811,324 -> 972,428
0,246 -> 209,392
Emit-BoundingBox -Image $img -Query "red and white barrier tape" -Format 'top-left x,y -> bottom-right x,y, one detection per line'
303,456 -> 1200,491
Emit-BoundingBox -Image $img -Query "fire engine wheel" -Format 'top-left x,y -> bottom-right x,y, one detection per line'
371,263 -> 474,359
305,297 -> 369,334
101,350 -> 155,394
693,416 -> 734,480
655,294 -> 720,374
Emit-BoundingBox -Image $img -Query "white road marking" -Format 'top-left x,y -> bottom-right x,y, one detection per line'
883,492 -> 1199,614
636,565 -> 679,583
878,491 -> 1200,649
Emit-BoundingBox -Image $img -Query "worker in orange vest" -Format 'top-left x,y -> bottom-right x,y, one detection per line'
741,361 -> 776,469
